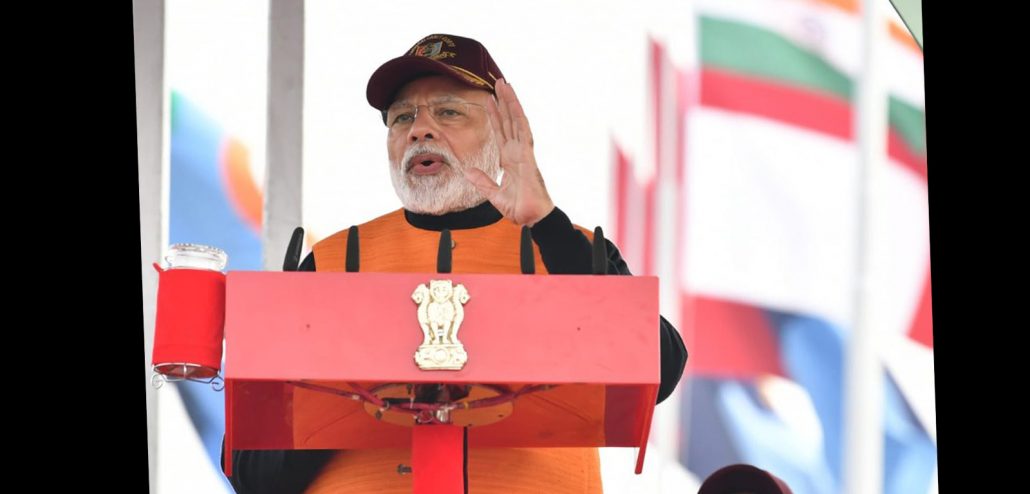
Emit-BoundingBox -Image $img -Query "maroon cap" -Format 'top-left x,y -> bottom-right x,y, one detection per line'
366,34 -> 505,111
698,464 -> 794,494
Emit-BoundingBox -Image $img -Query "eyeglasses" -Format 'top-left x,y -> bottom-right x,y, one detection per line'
384,101 -> 487,130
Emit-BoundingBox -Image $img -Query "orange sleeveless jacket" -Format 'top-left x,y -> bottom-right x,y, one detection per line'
304,208 -> 602,494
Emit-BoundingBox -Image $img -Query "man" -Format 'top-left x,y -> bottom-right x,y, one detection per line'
226,33 -> 687,494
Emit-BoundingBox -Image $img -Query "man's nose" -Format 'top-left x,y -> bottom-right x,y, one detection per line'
408,107 -> 438,142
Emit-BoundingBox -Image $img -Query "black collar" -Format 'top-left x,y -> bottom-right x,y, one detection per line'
403,201 -> 503,231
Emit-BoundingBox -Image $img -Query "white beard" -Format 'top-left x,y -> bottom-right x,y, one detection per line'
389,133 -> 500,215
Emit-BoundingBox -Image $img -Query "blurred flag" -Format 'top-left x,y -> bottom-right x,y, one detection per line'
167,90 -> 265,493
612,1 -> 933,493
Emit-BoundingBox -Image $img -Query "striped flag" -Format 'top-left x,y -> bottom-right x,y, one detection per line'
613,1 -> 934,492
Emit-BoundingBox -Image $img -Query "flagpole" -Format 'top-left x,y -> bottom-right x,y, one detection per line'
135,1 -> 167,490
653,37 -> 682,480
845,0 -> 888,492
264,0 -> 306,271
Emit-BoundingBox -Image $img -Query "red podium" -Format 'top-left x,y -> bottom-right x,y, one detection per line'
222,271 -> 659,492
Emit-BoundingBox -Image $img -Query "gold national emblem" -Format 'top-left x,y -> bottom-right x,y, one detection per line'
412,280 -> 470,370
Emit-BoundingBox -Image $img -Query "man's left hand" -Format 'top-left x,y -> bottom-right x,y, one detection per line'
464,78 -> 555,226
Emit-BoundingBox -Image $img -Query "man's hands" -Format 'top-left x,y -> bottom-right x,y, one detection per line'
463,78 -> 555,226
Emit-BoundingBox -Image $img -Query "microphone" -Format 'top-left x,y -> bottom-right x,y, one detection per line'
282,227 -> 305,271
437,229 -> 452,273
592,226 -> 608,275
520,226 -> 535,274
346,226 -> 360,272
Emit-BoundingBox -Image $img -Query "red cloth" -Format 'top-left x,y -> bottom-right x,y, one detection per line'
153,267 -> 226,374
412,425 -> 465,494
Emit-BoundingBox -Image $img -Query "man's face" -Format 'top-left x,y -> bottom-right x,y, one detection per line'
386,76 -> 500,215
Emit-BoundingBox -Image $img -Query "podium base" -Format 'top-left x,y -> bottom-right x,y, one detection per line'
412,424 -> 466,494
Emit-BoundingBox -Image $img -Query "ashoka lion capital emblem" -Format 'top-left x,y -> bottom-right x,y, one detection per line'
412,280 -> 470,370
